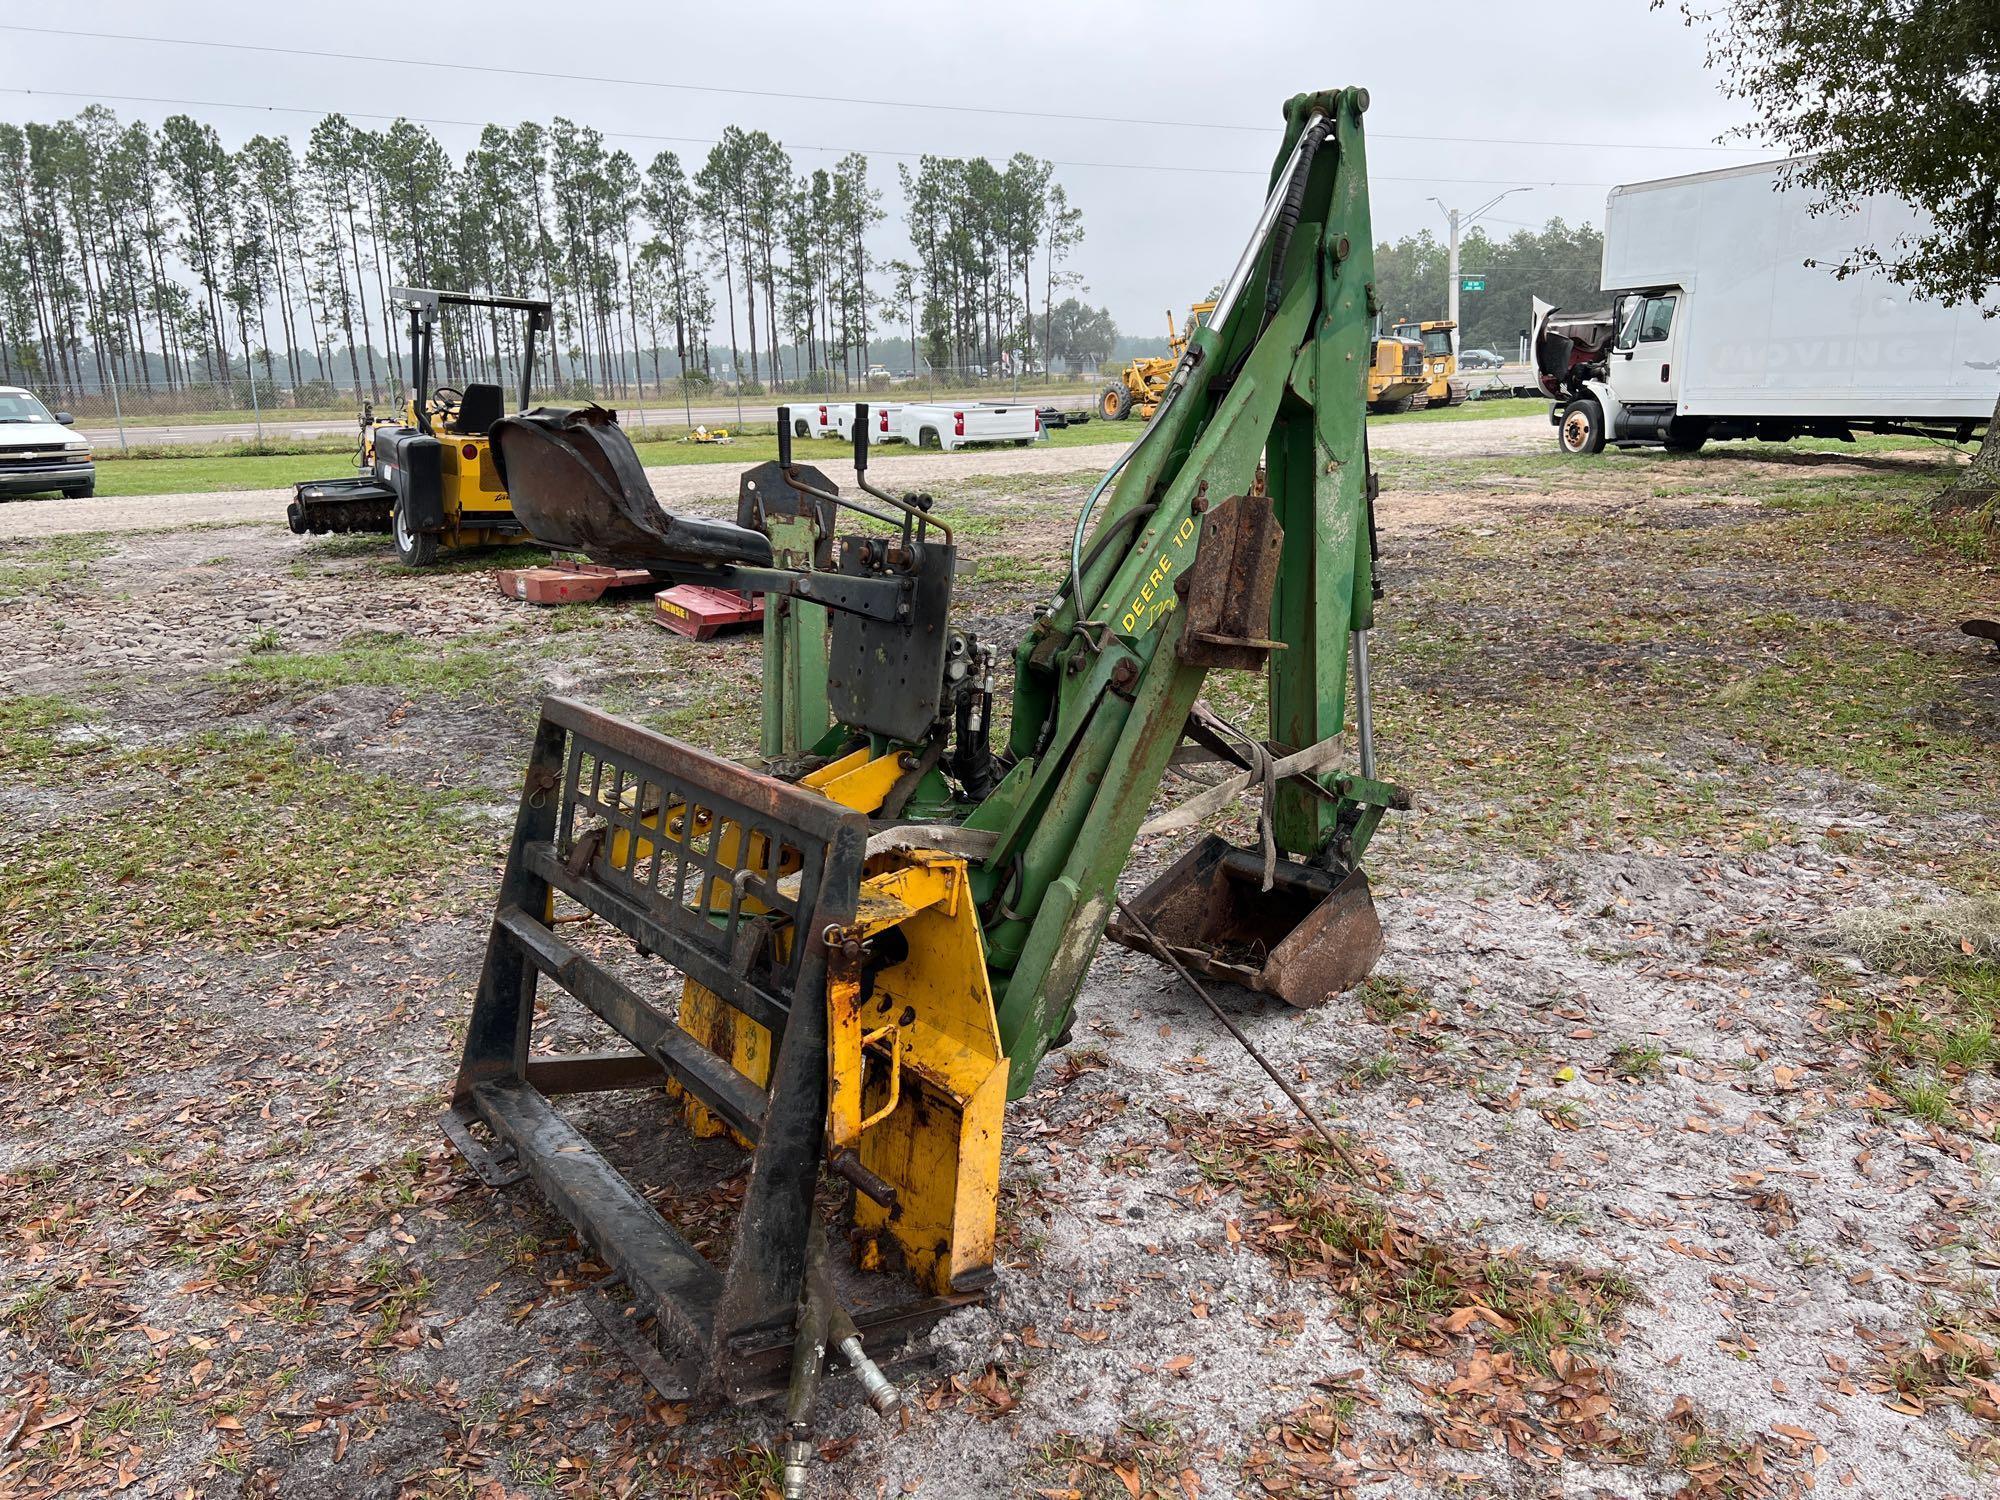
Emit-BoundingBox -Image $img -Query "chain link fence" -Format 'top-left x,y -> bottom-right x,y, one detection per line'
25,364 -> 1115,447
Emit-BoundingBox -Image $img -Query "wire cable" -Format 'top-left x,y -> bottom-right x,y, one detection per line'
0,86 -> 1630,187
1,24 -> 1772,153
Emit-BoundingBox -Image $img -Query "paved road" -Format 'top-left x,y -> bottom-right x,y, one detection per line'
75,389 -> 1107,450
74,364 -> 1539,449
0,413 -> 1551,542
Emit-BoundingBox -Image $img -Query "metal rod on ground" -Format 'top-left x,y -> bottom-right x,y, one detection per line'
108,371 -> 127,451
1112,896 -> 1365,1177
1352,629 -> 1376,780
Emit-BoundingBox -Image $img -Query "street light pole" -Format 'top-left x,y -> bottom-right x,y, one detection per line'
1427,187 -> 1531,355
1444,204 -> 1462,344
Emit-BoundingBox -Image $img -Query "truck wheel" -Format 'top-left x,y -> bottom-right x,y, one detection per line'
1662,418 -> 1708,454
62,481 -> 95,499
1558,398 -> 1605,455
1099,382 -> 1134,421
793,417 -> 810,439
392,499 -> 441,567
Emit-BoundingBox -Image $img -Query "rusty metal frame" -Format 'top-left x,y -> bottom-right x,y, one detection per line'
442,697 -> 968,1401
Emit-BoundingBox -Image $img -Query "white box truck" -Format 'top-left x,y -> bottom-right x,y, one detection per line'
1534,158 -> 2000,455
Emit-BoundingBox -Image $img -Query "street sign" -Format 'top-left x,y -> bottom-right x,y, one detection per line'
1460,277 -> 1487,292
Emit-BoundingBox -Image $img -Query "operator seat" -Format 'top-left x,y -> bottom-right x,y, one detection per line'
452,382 -> 506,437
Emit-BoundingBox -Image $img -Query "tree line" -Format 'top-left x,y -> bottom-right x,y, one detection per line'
0,106 -> 1095,404
1373,218 -> 1605,354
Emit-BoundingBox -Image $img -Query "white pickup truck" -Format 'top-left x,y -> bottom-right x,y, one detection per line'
884,401 -> 1043,451
793,403 -> 877,441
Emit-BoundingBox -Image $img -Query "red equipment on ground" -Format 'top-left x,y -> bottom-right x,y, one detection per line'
495,559 -> 656,605
653,584 -> 765,639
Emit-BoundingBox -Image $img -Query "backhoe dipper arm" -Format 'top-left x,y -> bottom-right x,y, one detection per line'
961,88 -> 1397,1092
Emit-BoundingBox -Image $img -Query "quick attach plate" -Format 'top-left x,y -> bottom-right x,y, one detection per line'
738,460 -> 838,549
827,534 -> 955,745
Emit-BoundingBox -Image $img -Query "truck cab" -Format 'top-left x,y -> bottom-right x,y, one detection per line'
1388,319 -> 1468,408
1537,290 -> 1708,454
1611,289 -> 1683,403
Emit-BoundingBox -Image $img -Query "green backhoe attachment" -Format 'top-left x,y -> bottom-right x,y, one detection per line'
444,86 -> 1405,1447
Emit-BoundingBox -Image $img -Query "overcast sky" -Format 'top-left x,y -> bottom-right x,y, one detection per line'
2,1 -> 1773,334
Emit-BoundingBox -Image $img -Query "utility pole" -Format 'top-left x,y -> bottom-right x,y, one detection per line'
1428,188 -> 1531,354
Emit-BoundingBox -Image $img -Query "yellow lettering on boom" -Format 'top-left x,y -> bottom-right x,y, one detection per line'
1116,514 -> 1205,634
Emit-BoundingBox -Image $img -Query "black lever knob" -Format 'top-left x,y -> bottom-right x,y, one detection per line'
777,405 -> 793,468
853,402 -> 869,474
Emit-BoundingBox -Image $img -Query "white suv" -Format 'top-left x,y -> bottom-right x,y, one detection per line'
0,386 -> 94,499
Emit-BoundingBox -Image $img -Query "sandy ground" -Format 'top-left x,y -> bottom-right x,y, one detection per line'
0,414 -> 1554,542
2,426 -> 1996,1499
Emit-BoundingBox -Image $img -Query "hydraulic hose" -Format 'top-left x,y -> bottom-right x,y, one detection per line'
1063,107 -> 1328,612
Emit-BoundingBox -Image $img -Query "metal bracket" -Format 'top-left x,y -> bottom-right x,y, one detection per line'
439,1106 -> 527,1188
584,1276 -> 699,1403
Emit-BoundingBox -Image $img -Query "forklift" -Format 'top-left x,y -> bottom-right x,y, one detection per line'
286,286 -> 555,567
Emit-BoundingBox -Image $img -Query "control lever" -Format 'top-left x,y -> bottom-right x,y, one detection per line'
777,405 -> 793,469
849,401 -> 945,544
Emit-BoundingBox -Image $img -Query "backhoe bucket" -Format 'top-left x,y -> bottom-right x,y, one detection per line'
488,405 -> 773,573
1107,833 -> 1382,1007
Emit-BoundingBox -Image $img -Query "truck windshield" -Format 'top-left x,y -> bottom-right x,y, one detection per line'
0,391 -> 57,424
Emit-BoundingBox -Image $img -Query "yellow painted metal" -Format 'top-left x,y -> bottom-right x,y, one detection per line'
843,849 -> 1005,1296
799,746 -> 906,815
1102,301 -> 1220,423
1390,318 -> 1468,407
603,789 -> 779,1146
594,752 -> 1005,1299
360,396 -> 516,554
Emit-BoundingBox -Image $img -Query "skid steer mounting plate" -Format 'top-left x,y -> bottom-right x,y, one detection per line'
444,697 -> 986,1403
1106,833 -> 1382,1007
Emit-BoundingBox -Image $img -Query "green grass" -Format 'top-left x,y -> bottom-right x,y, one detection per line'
217,627 -> 521,696
0,534 -> 115,597
0,694 -> 82,771
83,420 -> 1124,499
1372,395 -> 1547,424
82,395 -> 1559,500
92,451 -> 342,498
1610,1043 -> 1666,1079
0,709 -> 483,964
1365,461 -> 1993,859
